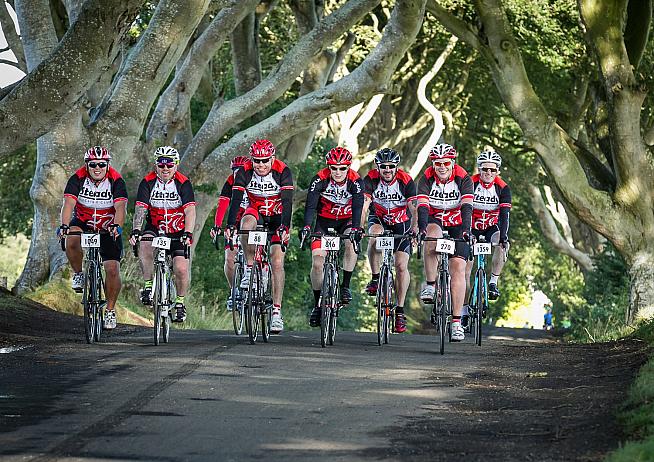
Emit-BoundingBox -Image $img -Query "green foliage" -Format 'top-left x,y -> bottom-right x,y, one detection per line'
0,144 -> 35,241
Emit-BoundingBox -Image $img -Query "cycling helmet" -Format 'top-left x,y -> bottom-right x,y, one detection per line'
249,139 -> 276,158
477,148 -> 502,168
154,146 -> 180,164
325,146 -> 352,165
84,146 -> 111,162
230,155 -> 249,170
374,148 -> 401,165
428,143 -> 457,160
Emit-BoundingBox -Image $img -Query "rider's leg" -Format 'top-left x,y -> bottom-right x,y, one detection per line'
424,223 -> 442,283
342,234 -> 357,274
367,223 -> 383,274
240,214 -> 257,265
450,257 -> 467,318
172,255 -> 189,297
394,251 -> 410,308
139,239 -> 154,281
66,226 -> 84,273
103,260 -> 121,311
489,231 -> 506,281
311,249 -> 326,305
270,245 -> 286,307
224,247 -> 236,288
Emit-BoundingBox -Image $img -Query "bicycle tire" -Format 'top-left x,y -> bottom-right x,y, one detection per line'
476,269 -> 485,346
246,265 -> 260,344
152,268 -> 164,346
94,267 -> 104,342
82,260 -> 95,344
438,271 -> 449,355
328,268 -> 338,346
261,265 -> 272,343
376,266 -> 387,346
162,271 -> 173,343
384,270 -> 395,345
231,261 -> 244,335
320,264 -> 333,348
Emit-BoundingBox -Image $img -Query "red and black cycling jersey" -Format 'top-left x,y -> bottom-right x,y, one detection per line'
214,173 -> 249,226
63,166 -> 128,231
228,159 -> 294,228
363,168 -> 417,225
136,171 -> 196,234
303,168 -> 364,227
417,164 -> 473,227
471,174 -> 512,239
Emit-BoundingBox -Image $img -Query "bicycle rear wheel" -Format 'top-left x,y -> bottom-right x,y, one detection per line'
475,269 -> 485,346
245,265 -> 260,344
231,261 -> 245,335
320,264 -> 333,348
82,260 -> 96,344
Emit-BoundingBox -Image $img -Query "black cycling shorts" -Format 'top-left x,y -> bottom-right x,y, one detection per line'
241,209 -> 284,245
425,221 -> 469,260
69,218 -> 123,262
143,225 -> 186,258
472,225 -> 499,245
367,216 -> 412,254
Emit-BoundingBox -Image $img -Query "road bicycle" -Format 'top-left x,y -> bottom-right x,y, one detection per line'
366,231 -> 412,346
301,229 -> 359,348
214,232 -> 246,335
229,227 -> 277,345
134,232 -> 189,346
61,230 -> 109,344
467,236 -> 492,346
418,231 -> 466,355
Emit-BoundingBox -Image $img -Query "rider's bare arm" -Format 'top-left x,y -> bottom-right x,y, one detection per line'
133,205 -> 147,231
61,196 -> 76,226
114,200 -> 127,227
184,204 -> 197,233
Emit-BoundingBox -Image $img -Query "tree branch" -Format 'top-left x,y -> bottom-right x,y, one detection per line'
426,0 -> 482,50
0,2 -> 26,72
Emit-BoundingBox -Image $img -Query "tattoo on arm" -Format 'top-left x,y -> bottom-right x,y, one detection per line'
133,206 -> 146,231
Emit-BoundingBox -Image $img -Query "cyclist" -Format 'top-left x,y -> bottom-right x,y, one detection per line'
465,148 -> 512,301
224,139 -> 294,334
58,146 -> 127,330
362,148 -> 417,333
416,143 -> 473,342
129,146 -> 196,323
209,156 -> 250,312
300,146 -> 364,327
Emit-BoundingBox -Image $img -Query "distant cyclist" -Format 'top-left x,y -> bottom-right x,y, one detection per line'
58,146 -> 127,330
543,304 -> 553,330
209,156 -> 250,312
224,139 -> 294,334
300,147 -> 364,327
129,146 -> 196,323
362,148 -> 417,333
416,143 -> 473,342
464,148 -> 512,301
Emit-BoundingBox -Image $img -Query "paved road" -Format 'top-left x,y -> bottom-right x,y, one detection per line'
0,327 -> 550,461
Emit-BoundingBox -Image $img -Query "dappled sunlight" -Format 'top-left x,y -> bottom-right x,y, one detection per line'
262,438 -> 373,451
373,386 -> 451,400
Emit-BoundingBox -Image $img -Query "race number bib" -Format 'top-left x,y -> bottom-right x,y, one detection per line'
473,243 -> 491,256
248,231 -> 267,246
436,239 -> 455,255
152,236 -> 171,249
81,234 -> 100,248
321,236 -> 340,251
376,236 -> 394,250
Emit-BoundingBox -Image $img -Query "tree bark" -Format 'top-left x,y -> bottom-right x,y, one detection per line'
0,2 -> 27,72
230,12 -> 262,95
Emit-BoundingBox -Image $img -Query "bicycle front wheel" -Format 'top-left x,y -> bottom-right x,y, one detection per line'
261,265 -> 272,343
231,262 -> 244,335
376,268 -> 387,346
320,265 -> 334,348
328,273 -> 339,346
475,270 -> 485,346
384,270 -> 395,345
438,272 -> 450,355
245,265 -> 260,344
94,267 -> 104,342
162,272 -> 173,343
152,269 -> 164,346
82,260 -> 96,344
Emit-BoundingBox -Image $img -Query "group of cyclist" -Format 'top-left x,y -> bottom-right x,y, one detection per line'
58,138 -> 511,342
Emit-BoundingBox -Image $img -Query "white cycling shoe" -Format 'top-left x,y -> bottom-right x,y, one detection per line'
72,272 -> 84,293
451,322 -> 465,342
104,310 -> 117,330
420,285 -> 435,303
240,266 -> 252,289
271,311 -> 284,334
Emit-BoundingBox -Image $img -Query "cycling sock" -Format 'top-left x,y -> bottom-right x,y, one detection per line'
372,273 -> 380,281
273,304 -> 281,313
341,270 -> 353,288
175,295 -> 185,304
452,316 -> 461,324
395,305 -> 404,314
427,280 -> 436,286
144,279 -> 153,288
313,290 -> 321,306
490,274 -> 499,285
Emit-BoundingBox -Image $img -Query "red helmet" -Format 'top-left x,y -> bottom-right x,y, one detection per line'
230,156 -> 249,170
84,146 -> 111,162
429,143 -> 457,160
249,139 -> 276,159
325,146 -> 352,165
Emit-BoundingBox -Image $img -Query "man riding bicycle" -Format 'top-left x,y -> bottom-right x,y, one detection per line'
300,147 -> 364,328
209,156 -> 250,312
130,146 -> 196,323
464,148 -> 512,301
58,146 -> 127,330
362,148 -> 417,333
416,143 -> 473,342
224,139 -> 294,334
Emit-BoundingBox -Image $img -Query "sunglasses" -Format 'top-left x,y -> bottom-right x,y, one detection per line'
87,162 -> 108,169
378,164 -> 396,170
252,157 -> 272,164
433,161 -> 453,168
329,166 -> 348,172
481,167 -> 498,173
157,162 -> 176,169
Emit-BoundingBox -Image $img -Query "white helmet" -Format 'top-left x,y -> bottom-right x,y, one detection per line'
477,148 -> 502,169
154,146 -> 180,164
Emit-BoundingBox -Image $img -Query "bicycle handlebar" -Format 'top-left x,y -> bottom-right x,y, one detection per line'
132,235 -> 190,259
225,229 -> 287,253
300,231 -> 360,254
59,230 -> 113,252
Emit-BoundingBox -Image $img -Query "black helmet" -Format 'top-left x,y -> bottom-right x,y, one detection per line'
374,148 -> 401,165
